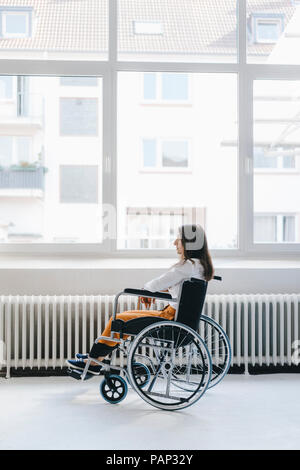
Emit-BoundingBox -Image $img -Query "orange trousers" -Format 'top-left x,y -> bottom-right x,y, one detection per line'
98,305 -> 176,347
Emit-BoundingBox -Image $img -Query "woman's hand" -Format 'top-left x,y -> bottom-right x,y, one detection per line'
140,297 -> 153,309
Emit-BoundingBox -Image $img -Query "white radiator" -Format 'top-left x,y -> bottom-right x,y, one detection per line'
0,293 -> 299,378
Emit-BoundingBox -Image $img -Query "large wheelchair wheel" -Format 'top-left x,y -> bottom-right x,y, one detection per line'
199,316 -> 232,388
128,321 -> 212,411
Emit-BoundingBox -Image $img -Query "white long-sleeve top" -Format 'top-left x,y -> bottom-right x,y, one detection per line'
143,259 -> 205,309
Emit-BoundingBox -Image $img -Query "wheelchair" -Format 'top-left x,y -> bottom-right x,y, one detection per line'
68,276 -> 231,411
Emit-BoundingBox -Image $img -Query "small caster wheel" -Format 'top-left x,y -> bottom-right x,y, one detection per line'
132,362 -> 151,388
100,375 -> 128,404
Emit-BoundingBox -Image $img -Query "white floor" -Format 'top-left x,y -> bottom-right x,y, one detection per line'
0,374 -> 299,450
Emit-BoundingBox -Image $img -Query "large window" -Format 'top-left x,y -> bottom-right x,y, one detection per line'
0,75 -> 103,244
0,0 -> 299,255
118,72 -> 238,250
254,80 -> 300,244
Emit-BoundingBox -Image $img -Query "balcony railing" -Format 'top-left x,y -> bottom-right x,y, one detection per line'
0,167 -> 46,190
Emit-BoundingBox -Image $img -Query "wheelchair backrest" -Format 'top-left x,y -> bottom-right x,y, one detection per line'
174,277 -> 208,331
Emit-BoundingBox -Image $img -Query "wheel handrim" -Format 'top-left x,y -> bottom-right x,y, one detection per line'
128,321 -> 212,411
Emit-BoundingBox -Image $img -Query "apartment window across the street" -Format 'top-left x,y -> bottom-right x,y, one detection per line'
0,136 -> 32,167
142,139 -> 190,170
0,76 -> 13,99
60,98 -> 98,136
1,10 -> 31,38
133,21 -> 163,35
143,73 -> 189,102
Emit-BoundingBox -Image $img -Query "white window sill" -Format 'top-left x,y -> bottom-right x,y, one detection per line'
0,255 -> 300,270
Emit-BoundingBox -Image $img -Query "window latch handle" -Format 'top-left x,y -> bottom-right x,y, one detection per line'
104,155 -> 111,174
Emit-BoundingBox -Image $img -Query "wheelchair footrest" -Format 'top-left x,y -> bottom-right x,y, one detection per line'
67,368 -> 94,381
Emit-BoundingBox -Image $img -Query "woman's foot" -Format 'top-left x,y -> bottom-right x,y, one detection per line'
66,359 -> 102,375
76,353 -> 88,360
75,353 -> 104,366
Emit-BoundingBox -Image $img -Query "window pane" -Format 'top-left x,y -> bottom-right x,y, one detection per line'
0,76 -> 13,99
60,166 -> 98,203
283,216 -> 295,241
118,72 -> 238,249
118,0 -> 237,63
16,136 -> 31,163
143,73 -> 156,100
254,215 -> 277,242
247,1 -> 299,64
253,80 -> 300,243
0,137 -> 12,167
0,2 -> 108,60
283,155 -> 295,168
5,13 -> 27,34
0,76 -> 103,244
162,74 -> 188,101
254,147 -> 277,168
143,139 -> 156,167
256,22 -> 280,42
162,141 -> 188,167
60,98 -> 98,136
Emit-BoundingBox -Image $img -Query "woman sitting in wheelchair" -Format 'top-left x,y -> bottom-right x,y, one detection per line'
67,224 -> 214,376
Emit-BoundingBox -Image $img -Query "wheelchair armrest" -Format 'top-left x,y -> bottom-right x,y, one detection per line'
123,288 -> 172,301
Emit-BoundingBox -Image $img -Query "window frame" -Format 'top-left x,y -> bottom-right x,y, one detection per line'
0,0 -> 299,257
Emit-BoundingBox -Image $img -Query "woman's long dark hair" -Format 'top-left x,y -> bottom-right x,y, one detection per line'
178,224 -> 214,281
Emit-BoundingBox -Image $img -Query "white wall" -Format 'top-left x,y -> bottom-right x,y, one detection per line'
0,258 -> 299,295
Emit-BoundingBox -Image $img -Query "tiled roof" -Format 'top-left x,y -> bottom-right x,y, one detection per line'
0,0 -> 108,52
118,0 -> 296,57
118,0 -> 237,56
0,0 -> 296,56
